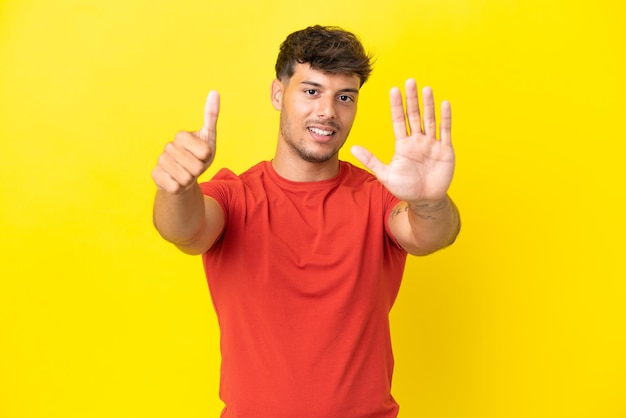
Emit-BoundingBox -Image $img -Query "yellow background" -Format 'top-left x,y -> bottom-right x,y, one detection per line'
1,0 -> 624,417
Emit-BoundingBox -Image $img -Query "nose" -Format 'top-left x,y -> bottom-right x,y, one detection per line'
316,95 -> 336,119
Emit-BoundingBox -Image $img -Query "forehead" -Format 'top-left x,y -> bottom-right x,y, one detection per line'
290,63 -> 360,90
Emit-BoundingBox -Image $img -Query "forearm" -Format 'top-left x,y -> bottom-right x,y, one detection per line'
153,183 -> 208,250
399,195 -> 460,255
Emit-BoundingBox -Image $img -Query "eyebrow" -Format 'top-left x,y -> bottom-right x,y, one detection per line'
300,80 -> 359,94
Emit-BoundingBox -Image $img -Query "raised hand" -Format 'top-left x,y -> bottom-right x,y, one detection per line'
152,91 -> 220,194
351,79 -> 454,204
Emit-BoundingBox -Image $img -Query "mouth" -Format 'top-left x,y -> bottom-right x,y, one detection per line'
308,126 -> 336,141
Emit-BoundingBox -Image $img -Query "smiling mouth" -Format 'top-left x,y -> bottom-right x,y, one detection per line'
308,127 -> 335,137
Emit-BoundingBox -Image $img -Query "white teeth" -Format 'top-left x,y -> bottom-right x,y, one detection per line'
309,127 -> 334,136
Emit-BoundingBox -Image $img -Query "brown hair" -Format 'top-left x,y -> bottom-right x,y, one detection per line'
275,25 -> 374,87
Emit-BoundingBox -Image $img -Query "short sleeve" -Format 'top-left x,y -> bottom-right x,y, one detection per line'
199,168 -> 240,226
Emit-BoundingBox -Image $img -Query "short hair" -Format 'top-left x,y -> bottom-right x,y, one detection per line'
275,25 -> 374,87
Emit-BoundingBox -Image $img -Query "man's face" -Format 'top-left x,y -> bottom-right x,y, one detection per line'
272,63 -> 360,164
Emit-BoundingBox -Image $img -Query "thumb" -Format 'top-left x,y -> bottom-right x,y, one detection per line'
351,145 -> 387,179
198,90 -> 220,143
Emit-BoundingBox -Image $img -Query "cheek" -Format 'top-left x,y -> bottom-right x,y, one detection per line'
294,100 -> 314,115
339,108 -> 357,126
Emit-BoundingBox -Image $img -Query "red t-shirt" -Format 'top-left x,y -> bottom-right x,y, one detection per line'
200,161 -> 407,418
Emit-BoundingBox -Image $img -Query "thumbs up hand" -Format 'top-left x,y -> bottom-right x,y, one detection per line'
152,91 -> 220,194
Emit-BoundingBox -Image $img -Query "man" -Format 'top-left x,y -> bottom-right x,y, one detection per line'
152,25 -> 460,418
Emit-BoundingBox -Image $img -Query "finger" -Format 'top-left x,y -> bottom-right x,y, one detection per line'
156,151 -> 195,190
390,87 -> 408,140
422,86 -> 437,140
440,100 -> 452,146
404,78 -> 422,136
165,140 -> 207,177
152,165 -> 184,194
351,145 -> 388,180
174,131 -> 214,163
199,90 -> 220,143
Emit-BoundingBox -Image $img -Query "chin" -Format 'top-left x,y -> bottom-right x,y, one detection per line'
297,148 -> 338,164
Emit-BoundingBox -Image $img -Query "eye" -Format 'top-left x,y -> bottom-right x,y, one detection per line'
338,95 -> 354,103
304,89 -> 318,96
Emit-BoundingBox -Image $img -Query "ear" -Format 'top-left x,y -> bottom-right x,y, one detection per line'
271,79 -> 283,111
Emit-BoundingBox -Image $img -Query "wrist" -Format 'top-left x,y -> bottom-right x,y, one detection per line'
407,196 -> 450,214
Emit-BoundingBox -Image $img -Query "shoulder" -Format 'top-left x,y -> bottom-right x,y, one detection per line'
200,162 -> 267,188
340,160 -> 402,208
338,161 -> 392,200
338,161 -> 378,185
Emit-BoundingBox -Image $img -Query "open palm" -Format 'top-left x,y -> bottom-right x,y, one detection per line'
351,79 -> 455,203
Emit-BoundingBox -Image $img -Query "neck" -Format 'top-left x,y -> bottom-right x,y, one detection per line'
271,146 -> 340,182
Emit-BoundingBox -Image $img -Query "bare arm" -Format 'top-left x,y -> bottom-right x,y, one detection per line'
152,91 -> 224,255
352,79 -> 460,255
153,187 -> 224,255
388,197 -> 460,255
